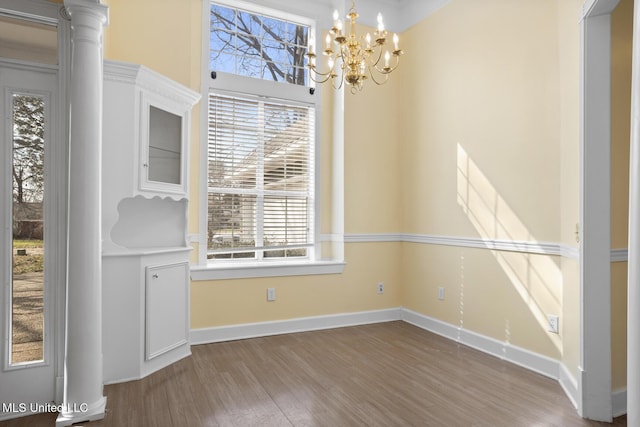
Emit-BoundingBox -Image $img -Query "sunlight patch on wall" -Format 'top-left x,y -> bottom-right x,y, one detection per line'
456,143 -> 561,352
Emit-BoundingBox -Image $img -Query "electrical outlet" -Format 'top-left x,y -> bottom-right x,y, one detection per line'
547,315 -> 559,334
438,287 -> 445,300
267,287 -> 276,302
377,282 -> 384,294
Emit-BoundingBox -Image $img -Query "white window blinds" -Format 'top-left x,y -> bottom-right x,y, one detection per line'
207,92 -> 315,260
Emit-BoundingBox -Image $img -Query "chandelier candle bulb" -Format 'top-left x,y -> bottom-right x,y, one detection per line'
377,12 -> 384,32
393,33 -> 399,50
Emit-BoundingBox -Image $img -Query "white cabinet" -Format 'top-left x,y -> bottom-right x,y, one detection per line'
103,60 -> 198,199
101,60 -> 200,253
101,60 -> 200,384
103,251 -> 191,383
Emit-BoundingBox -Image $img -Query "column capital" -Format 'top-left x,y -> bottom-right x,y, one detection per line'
64,0 -> 109,26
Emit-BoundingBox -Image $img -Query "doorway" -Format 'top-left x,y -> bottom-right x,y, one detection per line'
0,43 -> 65,419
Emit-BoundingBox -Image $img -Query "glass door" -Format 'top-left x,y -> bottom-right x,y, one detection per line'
0,63 -> 58,420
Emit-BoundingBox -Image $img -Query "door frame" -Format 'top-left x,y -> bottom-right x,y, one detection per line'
0,0 -> 70,416
1,61 -> 57,411
579,0 -> 620,421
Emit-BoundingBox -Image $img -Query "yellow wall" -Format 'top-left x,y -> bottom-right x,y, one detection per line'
399,0 -> 562,241
344,25 -> 402,234
191,243 -> 401,328
397,0 -> 575,361
103,0 -> 201,90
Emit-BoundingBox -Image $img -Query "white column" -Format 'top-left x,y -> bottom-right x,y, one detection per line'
628,1 -> 640,424
56,1 -> 108,426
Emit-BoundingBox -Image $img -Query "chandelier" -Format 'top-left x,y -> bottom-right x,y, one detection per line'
306,0 -> 403,94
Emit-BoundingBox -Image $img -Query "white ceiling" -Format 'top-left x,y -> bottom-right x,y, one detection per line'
351,0 -> 450,33
257,0 -> 450,33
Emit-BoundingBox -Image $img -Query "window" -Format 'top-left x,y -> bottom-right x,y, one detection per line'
199,0 -> 330,274
197,0 -> 345,279
208,1 -> 309,85
207,93 -> 314,261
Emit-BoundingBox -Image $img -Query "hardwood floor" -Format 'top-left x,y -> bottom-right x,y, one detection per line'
1,321 -> 627,426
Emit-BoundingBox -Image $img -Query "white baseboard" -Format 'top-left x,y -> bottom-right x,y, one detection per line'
559,362 -> 580,410
400,308 -> 560,380
612,388 -> 627,417
190,308 -> 402,345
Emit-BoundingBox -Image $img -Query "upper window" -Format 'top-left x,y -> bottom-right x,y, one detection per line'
208,2 -> 310,86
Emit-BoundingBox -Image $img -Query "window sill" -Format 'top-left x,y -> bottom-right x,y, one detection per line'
190,260 -> 345,281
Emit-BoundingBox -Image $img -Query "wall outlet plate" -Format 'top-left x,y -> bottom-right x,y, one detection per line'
267,287 -> 276,301
438,287 -> 445,300
377,282 -> 384,294
547,315 -> 559,334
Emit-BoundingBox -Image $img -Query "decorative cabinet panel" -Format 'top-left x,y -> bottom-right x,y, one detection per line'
101,60 -> 200,384
145,262 -> 189,361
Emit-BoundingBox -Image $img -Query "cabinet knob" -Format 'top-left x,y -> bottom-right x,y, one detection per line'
152,274 -> 159,279
143,163 -> 148,167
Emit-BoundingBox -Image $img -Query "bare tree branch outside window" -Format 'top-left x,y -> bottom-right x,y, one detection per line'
13,95 -> 44,205
209,3 -> 309,86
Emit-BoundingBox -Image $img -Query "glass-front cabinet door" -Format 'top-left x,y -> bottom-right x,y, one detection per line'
139,93 -> 189,196
148,106 -> 182,185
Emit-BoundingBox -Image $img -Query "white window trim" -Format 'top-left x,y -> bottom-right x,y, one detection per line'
196,0 -> 345,279
191,259 -> 345,280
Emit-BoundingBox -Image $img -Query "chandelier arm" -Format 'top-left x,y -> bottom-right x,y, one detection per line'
309,66 -> 338,79
308,46 -> 342,83
328,58 -> 344,91
368,45 -> 385,69
370,52 -> 401,75
334,69 -> 345,91
367,67 -> 389,85
309,71 -> 334,84
333,75 -> 344,90
335,48 -> 348,90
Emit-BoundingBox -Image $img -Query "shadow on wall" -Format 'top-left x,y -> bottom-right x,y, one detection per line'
456,143 -> 562,353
